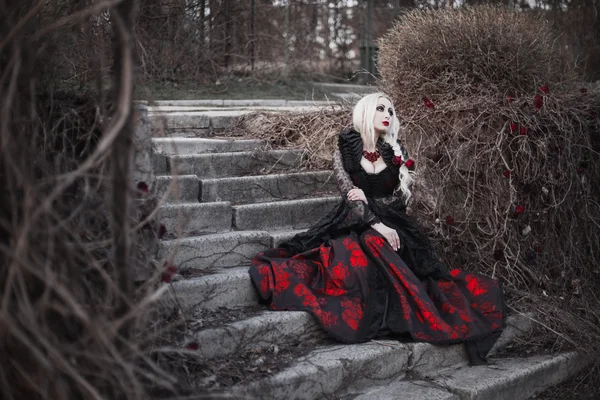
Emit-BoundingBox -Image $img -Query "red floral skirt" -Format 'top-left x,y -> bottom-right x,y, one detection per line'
249,229 -> 505,346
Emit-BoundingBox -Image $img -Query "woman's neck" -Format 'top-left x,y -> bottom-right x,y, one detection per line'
363,132 -> 381,152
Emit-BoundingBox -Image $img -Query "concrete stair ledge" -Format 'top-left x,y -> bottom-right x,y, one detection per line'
191,309 -> 532,364
146,99 -> 334,107
154,175 -> 199,203
192,310 -> 323,360
232,340 -> 411,400
199,170 -> 335,204
233,196 -> 341,231
353,380 -> 458,400
427,352 -> 587,400
152,137 -> 266,155
159,231 -> 270,270
168,267 -> 256,311
158,202 -> 232,237
150,110 -> 252,130
167,149 -> 305,179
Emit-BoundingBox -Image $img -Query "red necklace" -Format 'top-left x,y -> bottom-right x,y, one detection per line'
362,149 -> 381,162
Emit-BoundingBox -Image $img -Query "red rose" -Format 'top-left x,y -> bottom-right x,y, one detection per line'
503,170 -> 512,178
540,84 -> 549,94
186,342 -> 199,351
405,159 -> 415,169
519,127 -> 528,135
509,123 -> 518,132
392,156 -> 404,166
445,215 -> 455,225
534,95 -> 544,109
515,205 -> 525,214
423,97 -> 435,109
137,181 -> 149,193
507,96 -> 515,103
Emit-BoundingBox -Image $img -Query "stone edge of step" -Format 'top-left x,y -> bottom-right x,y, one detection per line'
430,351 -> 588,400
231,340 -> 411,399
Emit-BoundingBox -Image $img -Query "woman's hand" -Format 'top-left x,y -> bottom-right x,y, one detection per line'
347,187 -> 367,203
371,222 -> 401,251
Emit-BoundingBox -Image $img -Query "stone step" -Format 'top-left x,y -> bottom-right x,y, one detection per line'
154,175 -> 199,203
233,197 -> 341,231
407,352 -> 585,400
146,99 -> 333,107
228,349 -> 583,400
159,231 -> 270,271
167,149 -> 305,179
159,229 -> 307,270
230,340 -> 411,399
191,310 -> 323,360
199,171 -> 335,204
191,306 -> 532,363
354,381 -> 458,400
152,137 -> 266,156
168,267 -> 256,311
159,202 -> 232,238
150,110 -> 252,131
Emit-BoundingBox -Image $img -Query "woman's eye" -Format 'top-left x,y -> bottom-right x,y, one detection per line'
388,109 -> 394,116
376,106 -> 384,112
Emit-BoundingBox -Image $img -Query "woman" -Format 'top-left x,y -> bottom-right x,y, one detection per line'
249,93 -> 505,365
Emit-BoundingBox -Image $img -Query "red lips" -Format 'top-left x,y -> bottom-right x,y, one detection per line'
382,121 -> 389,126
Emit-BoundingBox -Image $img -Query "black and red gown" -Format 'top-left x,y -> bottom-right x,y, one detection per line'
249,128 -> 505,365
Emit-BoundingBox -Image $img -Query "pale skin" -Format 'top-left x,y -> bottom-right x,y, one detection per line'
346,97 -> 401,251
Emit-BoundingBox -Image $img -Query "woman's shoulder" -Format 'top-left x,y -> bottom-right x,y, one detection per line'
338,127 -> 361,149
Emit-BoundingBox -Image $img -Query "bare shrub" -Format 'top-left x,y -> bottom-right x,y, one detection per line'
225,105 -> 351,169
378,5 -> 600,355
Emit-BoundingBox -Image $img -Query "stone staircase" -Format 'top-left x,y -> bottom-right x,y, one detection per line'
150,104 -> 586,399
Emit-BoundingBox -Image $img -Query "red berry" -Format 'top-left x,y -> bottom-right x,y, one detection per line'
137,181 -> 149,193
515,205 -> 525,214
540,84 -> 549,94
519,127 -> 528,135
503,170 -> 512,178
405,159 -> 415,169
186,342 -> 199,351
423,97 -> 435,109
510,123 -> 518,132
161,273 -> 172,283
445,215 -> 455,225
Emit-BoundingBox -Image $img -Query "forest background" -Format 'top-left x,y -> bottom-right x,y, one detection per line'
128,0 -> 600,97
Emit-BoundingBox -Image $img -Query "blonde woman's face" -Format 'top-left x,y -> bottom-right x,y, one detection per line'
373,97 -> 394,134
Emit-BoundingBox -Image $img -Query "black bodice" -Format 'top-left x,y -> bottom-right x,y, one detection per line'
349,167 -> 399,198
338,128 -> 402,198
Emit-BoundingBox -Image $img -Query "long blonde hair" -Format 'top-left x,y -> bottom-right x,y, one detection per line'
352,92 -> 413,201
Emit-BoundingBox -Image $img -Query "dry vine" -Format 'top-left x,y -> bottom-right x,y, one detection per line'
0,1 -> 193,399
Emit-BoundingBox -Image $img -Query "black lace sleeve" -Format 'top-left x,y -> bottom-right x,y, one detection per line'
333,149 -> 381,226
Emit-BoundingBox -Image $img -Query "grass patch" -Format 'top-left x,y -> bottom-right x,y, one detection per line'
137,78 -> 343,101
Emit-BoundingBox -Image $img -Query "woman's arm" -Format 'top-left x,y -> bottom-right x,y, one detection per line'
332,149 -> 380,226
